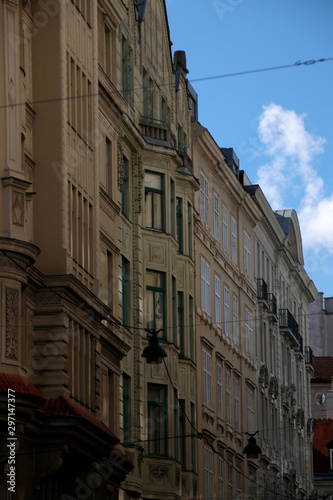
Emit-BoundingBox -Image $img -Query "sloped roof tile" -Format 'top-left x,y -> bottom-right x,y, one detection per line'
0,372 -> 46,402
313,418 -> 333,473
313,357 -> 333,382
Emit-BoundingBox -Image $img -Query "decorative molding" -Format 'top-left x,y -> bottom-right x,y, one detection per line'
5,287 -> 19,359
148,465 -> 168,484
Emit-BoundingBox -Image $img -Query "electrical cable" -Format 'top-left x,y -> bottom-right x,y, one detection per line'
0,57 -> 332,110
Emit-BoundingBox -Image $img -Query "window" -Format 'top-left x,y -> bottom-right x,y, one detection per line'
215,276 -> 221,328
178,291 -> 184,356
204,447 -> 214,500
200,173 -> 208,225
122,36 -> 134,105
172,277 -> 177,345
146,271 -> 165,336
179,399 -> 186,467
226,370 -> 231,424
143,69 -> 154,117
105,137 -> 112,196
233,296 -> 238,345
228,465 -> 233,500
147,384 -> 167,455
231,217 -> 237,262
236,470 -> 242,500
104,24 -> 111,78
223,206 -> 228,252
107,250 -> 113,310
202,348 -> 212,408
69,320 -> 96,410
170,179 -> 176,237
245,308 -> 253,358
247,386 -> 255,433
218,457 -> 224,499
244,231 -> 251,277
174,390 -> 179,460
217,362 -> 223,418
191,403 -> 196,472
214,194 -> 219,240
122,257 -> 130,325
188,203 -> 193,258
330,448 -> 333,470
189,295 -> 194,361
161,96 -> 170,125
201,258 -> 210,315
122,155 -> 130,217
224,286 -> 229,337
123,374 -> 131,441
176,197 -> 183,253
234,377 -> 240,431
101,366 -> 114,429
145,171 -> 163,230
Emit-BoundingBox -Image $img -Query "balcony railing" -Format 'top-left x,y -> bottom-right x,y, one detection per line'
257,278 -> 268,301
305,345 -> 314,368
279,309 -> 302,350
267,293 -> 277,317
140,116 -> 176,148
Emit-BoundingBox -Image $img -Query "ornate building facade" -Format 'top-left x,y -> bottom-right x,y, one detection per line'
244,185 -> 317,498
0,1 -> 318,499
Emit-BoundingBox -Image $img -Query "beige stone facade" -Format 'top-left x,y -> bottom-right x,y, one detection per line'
0,1 -> 318,499
192,123 -> 262,499
245,185 -> 317,498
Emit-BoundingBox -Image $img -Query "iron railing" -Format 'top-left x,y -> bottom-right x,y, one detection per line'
267,293 -> 277,316
279,309 -> 302,351
257,278 -> 268,301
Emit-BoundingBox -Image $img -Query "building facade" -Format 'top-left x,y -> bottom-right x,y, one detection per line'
192,123 -> 262,499
1,0 -> 199,499
244,185 -> 317,498
1,1 -> 320,499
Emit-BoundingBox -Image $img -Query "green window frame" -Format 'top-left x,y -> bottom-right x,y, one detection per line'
189,295 -> 194,361
172,277 -> 177,345
174,389 -> 179,460
144,171 -> 164,230
176,197 -> 183,253
122,257 -> 130,326
170,179 -> 176,237
147,384 -> 168,456
178,291 -> 184,356
146,270 -> 165,338
179,399 -> 186,467
122,155 -> 129,217
187,202 -> 193,258
123,373 -> 131,442
191,402 -> 196,472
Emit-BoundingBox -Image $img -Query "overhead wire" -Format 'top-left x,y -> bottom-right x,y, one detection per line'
0,57 -> 332,110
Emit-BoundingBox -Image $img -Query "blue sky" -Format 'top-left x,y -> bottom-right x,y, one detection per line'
166,0 -> 333,299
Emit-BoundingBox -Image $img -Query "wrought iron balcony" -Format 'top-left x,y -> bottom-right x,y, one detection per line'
305,345 -> 314,368
257,278 -> 268,301
140,116 -> 176,148
267,293 -> 277,317
279,309 -> 302,349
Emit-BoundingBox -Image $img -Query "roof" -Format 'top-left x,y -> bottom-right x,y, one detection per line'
39,396 -> 119,442
313,357 -> 333,382
0,373 -> 46,403
313,419 -> 333,473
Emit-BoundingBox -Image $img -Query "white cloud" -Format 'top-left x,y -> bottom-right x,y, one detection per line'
255,103 -> 333,254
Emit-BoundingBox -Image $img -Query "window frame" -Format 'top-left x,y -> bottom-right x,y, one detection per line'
202,347 -> 212,409
231,216 -> 237,263
147,384 -> 168,456
201,257 -> 210,316
199,173 -> 209,225
146,270 -> 165,338
215,275 -> 221,329
213,193 -> 219,240
144,170 -> 164,231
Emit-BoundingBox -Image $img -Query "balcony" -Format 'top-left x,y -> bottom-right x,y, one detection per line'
279,309 -> 302,350
139,116 -> 176,148
257,278 -> 268,302
305,345 -> 314,371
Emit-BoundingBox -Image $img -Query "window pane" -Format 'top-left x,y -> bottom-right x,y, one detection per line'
145,191 -> 152,227
145,171 -> 162,190
153,193 -> 162,229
